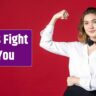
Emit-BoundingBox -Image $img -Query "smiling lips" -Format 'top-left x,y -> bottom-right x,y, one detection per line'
89,30 -> 96,33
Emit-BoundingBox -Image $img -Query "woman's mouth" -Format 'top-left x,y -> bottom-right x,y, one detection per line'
88,30 -> 96,33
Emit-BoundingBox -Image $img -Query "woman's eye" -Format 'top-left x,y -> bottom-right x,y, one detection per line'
84,22 -> 88,25
93,21 -> 96,24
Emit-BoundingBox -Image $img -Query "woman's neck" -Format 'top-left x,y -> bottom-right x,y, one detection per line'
90,37 -> 96,42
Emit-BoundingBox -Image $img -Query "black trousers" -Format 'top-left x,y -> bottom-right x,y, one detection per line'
64,85 -> 96,96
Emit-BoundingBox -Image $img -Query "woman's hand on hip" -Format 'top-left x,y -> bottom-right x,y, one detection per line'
67,76 -> 80,86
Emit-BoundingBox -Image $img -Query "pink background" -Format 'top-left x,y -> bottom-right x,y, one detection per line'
0,0 -> 96,96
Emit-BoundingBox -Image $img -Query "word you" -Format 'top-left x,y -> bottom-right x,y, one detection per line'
0,50 -> 14,60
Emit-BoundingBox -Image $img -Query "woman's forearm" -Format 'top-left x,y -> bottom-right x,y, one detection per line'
48,16 -> 57,26
48,10 -> 69,26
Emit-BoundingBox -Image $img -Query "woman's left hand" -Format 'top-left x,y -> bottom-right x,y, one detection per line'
67,76 -> 80,86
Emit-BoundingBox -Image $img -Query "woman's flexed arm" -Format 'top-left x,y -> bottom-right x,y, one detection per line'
49,10 -> 69,25
40,10 -> 71,57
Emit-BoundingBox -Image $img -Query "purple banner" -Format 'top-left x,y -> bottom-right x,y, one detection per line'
0,29 -> 32,67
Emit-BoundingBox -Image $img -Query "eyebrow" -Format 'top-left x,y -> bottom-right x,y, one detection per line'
84,19 -> 96,22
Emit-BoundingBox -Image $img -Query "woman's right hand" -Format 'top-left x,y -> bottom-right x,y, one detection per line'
49,10 -> 69,25
53,10 -> 69,20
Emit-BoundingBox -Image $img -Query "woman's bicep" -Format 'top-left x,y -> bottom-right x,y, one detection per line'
40,40 -> 70,57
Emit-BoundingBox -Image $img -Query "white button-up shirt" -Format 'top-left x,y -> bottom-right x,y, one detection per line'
40,24 -> 96,91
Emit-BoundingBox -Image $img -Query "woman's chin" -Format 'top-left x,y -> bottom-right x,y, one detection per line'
89,35 -> 96,39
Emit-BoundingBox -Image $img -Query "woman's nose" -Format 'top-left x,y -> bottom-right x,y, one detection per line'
89,23 -> 94,29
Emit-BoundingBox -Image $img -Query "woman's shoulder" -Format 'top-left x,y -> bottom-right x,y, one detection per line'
67,41 -> 84,45
67,41 -> 84,48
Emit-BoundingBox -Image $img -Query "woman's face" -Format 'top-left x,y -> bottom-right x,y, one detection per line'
83,13 -> 96,39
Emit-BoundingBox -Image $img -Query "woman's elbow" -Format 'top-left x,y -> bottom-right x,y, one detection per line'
39,41 -> 45,49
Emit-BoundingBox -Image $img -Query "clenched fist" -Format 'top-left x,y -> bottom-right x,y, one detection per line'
49,10 -> 69,25
53,10 -> 69,20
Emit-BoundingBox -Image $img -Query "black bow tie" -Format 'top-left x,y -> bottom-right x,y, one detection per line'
86,39 -> 96,46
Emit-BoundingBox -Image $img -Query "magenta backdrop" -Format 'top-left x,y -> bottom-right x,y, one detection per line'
0,0 -> 96,96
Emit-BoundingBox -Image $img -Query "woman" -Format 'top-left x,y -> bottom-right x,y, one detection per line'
40,7 -> 96,96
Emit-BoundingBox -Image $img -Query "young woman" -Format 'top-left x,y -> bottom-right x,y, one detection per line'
40,7 -> 96,96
